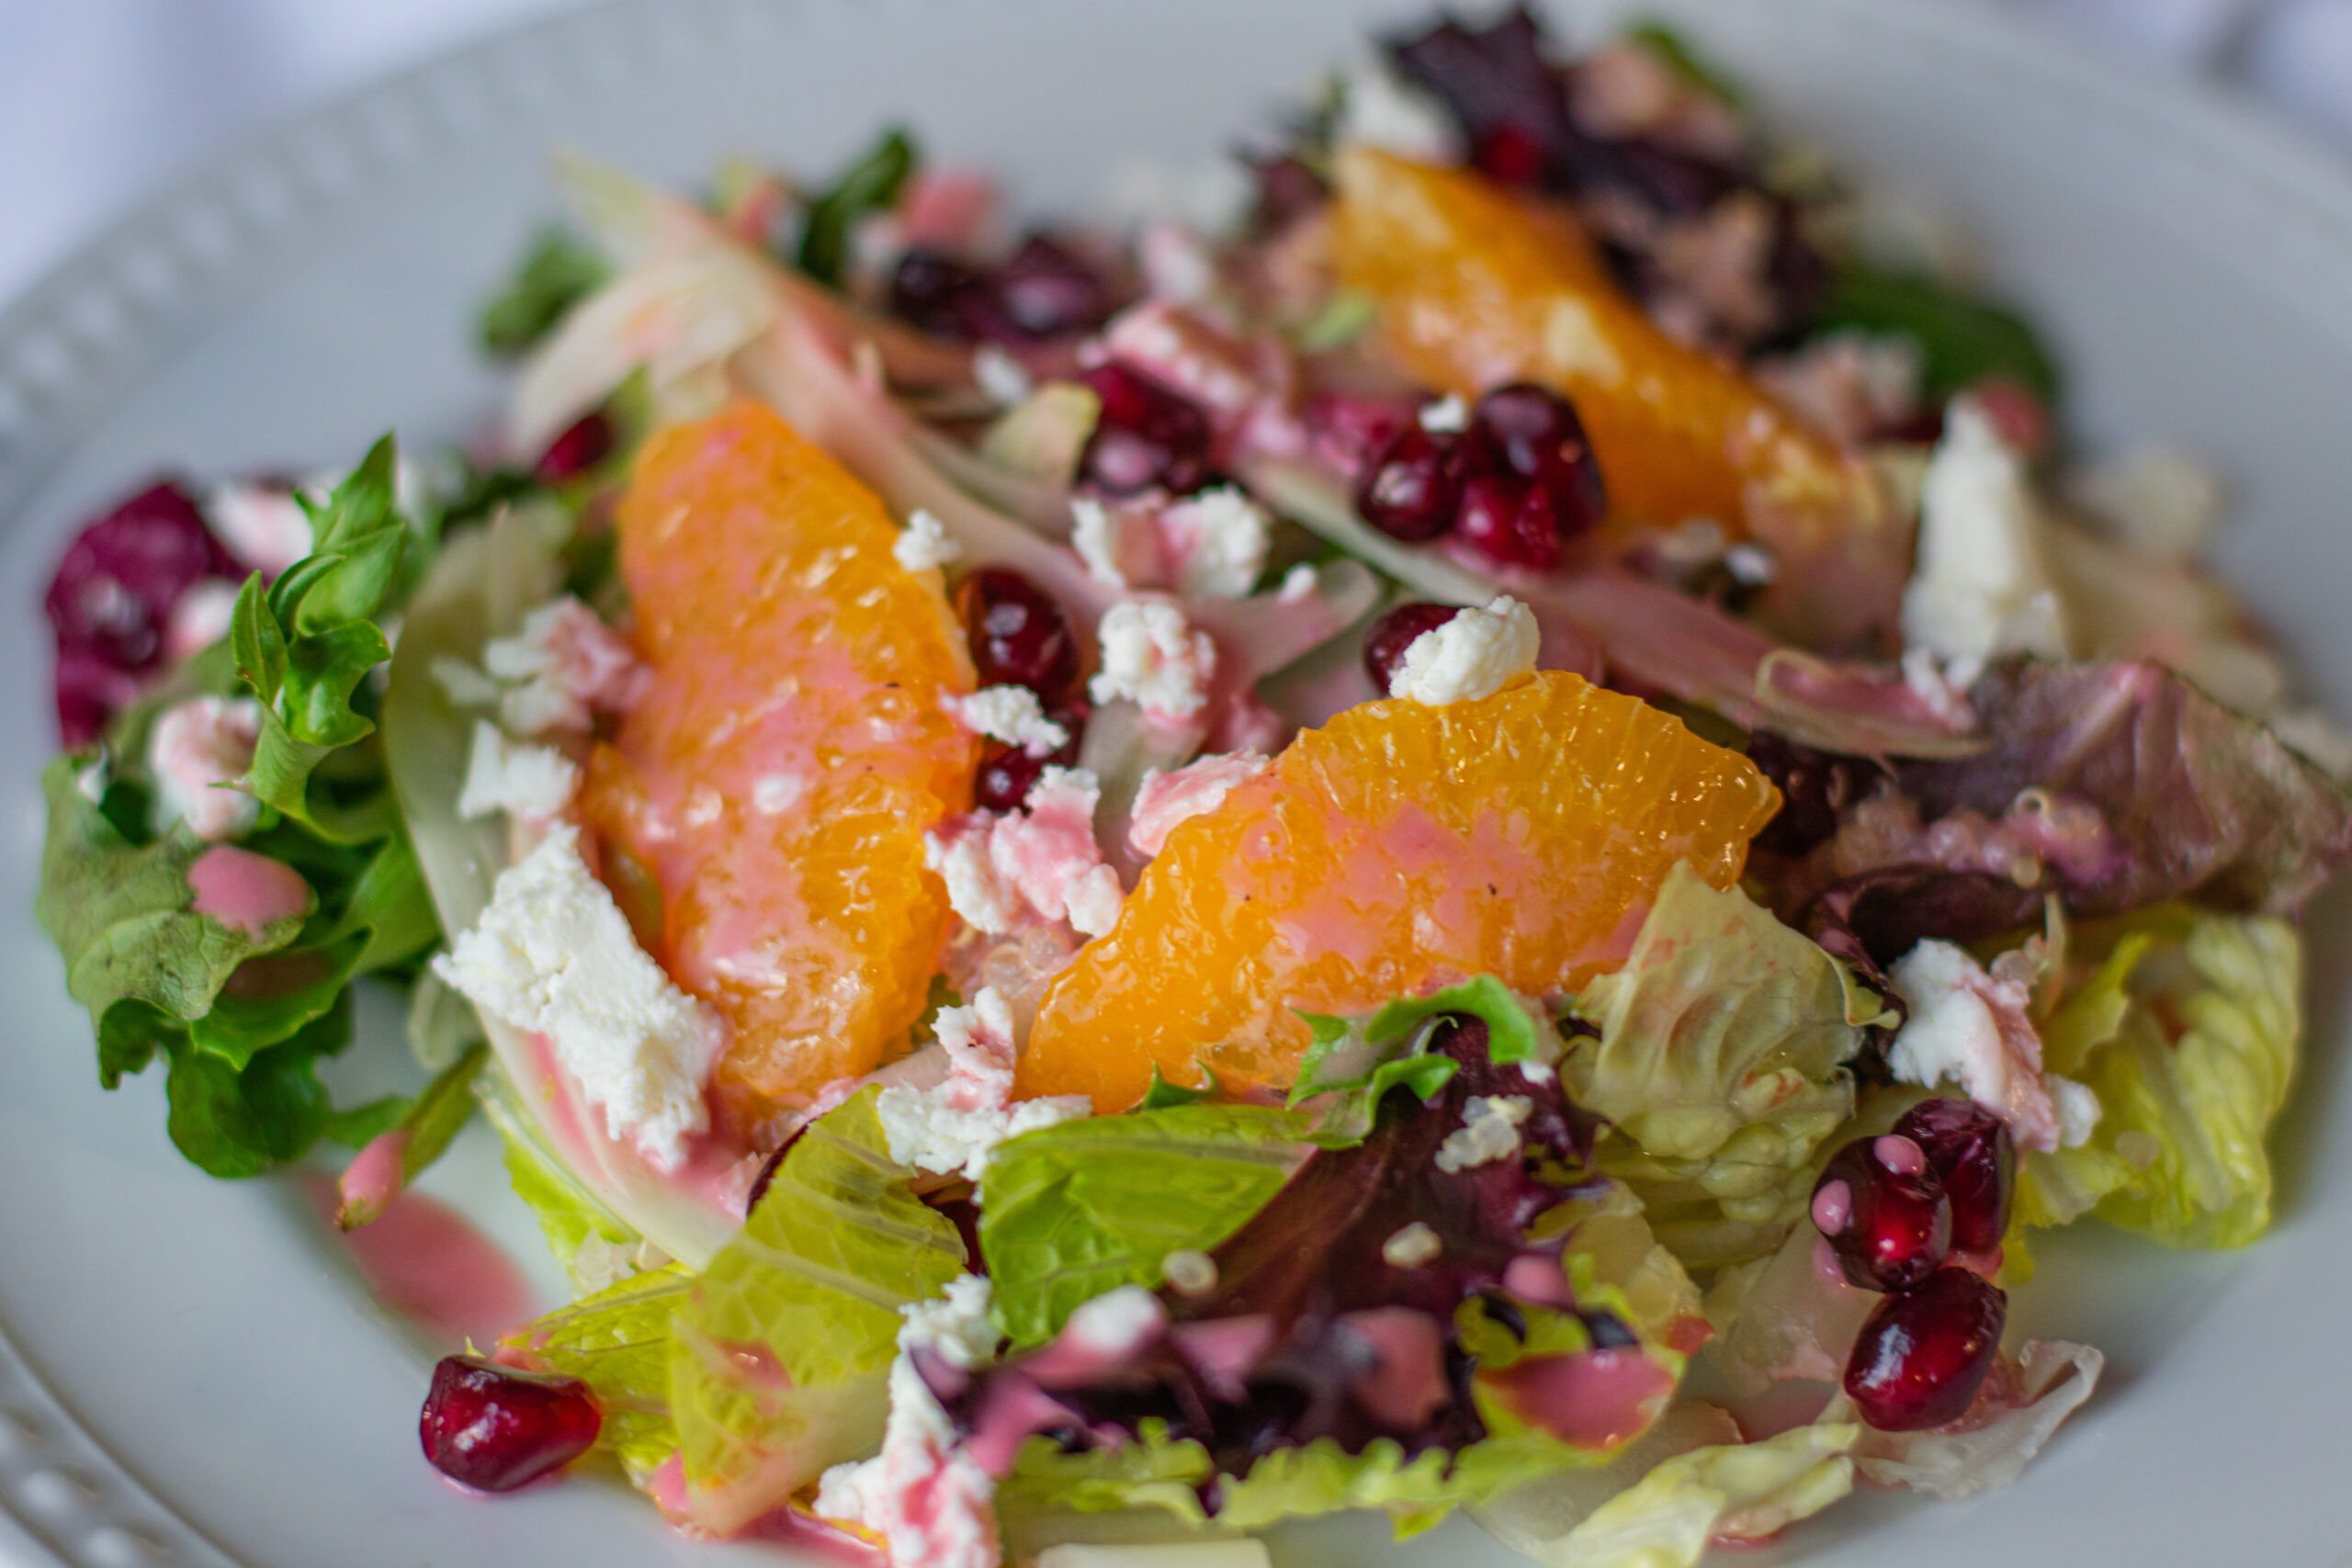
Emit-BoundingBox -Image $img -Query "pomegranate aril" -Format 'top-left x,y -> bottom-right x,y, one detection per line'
985,235 -> 1112,341
1843,1267 -> 2007,1431
1813,1134 -> 1951,1292
1077,363 -> 1214,497
54,647 -> 141,748
889,247 -> 986,338
419,1355 -> 601,1492
956,569 -> 1081,704
974,706 -> 1085,811
1473,124 -> 1547,186
536,411 -> 616,482
1362,602 -> 1462,695
1454,475 -> 1565,571
1894,1098 -> 2017,1255
1470,382 -> 1607,538
1355,425 -> 1462,542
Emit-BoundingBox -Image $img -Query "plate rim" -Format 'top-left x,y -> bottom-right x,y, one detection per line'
7,1 -> 2352,1564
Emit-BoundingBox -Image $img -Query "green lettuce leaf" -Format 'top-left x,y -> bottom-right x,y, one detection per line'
501,1263 -> 692,1483
979,1105 -> 1312,1347
668,1089 -> 967,1533
1565,862 -> 1879,1268
1808,268 -> 2060,400
480,226 -> 613,356
1291,974 -> 1554,1146
1531,1422 -> 1857,1567
796,125 -> 918,285
475,1060 -> 645,1288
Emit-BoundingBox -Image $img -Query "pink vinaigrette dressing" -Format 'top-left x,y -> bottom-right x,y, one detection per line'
301,1174 -> 536,1348
186,843 -> 310,935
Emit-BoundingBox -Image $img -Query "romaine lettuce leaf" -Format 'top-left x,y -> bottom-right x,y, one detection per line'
980,1105 -> 1312,1347
1526,1421 -> 1857,1567
668,1089 -> 967,1533
475,1063 -> 647,1287
1290,974 -> 1557,1147
1565,862 -> 1879,1268
501,1262 -> 692,1483
480,226 -> 613,357
1822,1339 -> 2101,1502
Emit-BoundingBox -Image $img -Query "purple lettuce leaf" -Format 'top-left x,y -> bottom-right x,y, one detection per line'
1749,659 -> 2352,968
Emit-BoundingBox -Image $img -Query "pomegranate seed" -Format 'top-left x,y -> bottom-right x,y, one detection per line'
44,480 -> 230,671
890,247 -> 986,337
956,569 -> 1080,704
1077,364 -> 1214,496
1362,603 -> 1461,695
419,1356 -> 601,1492
1470,382 -> 1607,538
984,235 -> 1113,341
54,647 -> 141,748
1894,1098 -> 2017,1255
974,706 -> 1085,811
1454,475 -> 1565,571
536,411 -> 615,482
1812,1134 -> 1951,1292
1305,393 -> 1414,474
1355,425 -> 1462,542
1843,1267 -> 2007,1430
1473,124 -> 1547,186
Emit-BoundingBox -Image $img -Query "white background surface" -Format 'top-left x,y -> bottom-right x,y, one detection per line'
10,0 -> 2352,311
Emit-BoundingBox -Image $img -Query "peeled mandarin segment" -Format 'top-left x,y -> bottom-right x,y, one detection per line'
579,403 -> 976,1135
1329,149 -> 1897,614
1017,671 -> 1781,1113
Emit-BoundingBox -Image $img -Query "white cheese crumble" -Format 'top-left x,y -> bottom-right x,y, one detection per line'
1161,1248 -> 1218,1295
1382,1221 -> 1443,1268
752,773 -> 806,815
482,596 -> 648,736
924,817 -> 1023,934
1063,1284 -> 1168,1358
429,655 -> 501,709
971,344 -> 1033,409
1900,397 -> 2069,670
1070,497 -> 1130,590
2048,1075 -> 2102,1150
1159,485 -> 1270,600
924,769 -> 1127,938
1418,394 -> 1470,434
1091,600 -> 1217,719
435,825 -> 716,1169
1434,1095 -> 1533,1174
1335,56 -> 1464,162
1126,750 -> 1272,858
1277,563 -> 1319,603
1388,595 -> 1539,705
205,482 -> 313,577
944,685 -> 1069,758
876,987 -> 1090,1180
894,507 -> 965,572
1885,939 -> 2062,1154
816,1278 -> 1004,1568
456,720 -> 579,822
164,578 -> 240,662
147,696 -> 261,841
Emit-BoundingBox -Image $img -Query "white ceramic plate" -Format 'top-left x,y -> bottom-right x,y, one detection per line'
5,1 -> 2351,1564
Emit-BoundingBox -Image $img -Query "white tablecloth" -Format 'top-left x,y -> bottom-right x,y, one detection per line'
4,0 -> 2352,306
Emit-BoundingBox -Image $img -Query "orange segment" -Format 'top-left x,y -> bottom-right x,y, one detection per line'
1018,671 -> 1780,1112
1329,149 -> 1903,640
580,404 -> 976,1135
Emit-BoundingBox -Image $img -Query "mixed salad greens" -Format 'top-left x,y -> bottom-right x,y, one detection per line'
34,10 -> 2352,1567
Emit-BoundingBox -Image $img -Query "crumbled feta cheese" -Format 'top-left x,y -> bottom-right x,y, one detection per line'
1388,595 -> 1538,705
1158,486 -> 1269,599
1063,1285 -> 1167,1359
1901,646 -> 1978,724
1091,600 -> 1216,719
1417,394 -> 1469,434
1160,1249 -> 1218,1295
924,816 -> 1024,933
435,826 -> 717,1169
482,596 -> 649,735
1277,563 -> 1319,603
2063,445 -> 2221,560
901,1273 -> 1001,1371
206,482 -> 313,576
1434,1095 -> 1533,1173
1070,497 -> 1132,590
456,720 -> 580,822
944,685 -> 1069,758
1138,220 -> 1217,305
1126,750 -> 1271,858
1724,543 -> 1775,586
971,344 -> 1033,409
1886,939 -> 2061,1153
430,656 -> 501,709
876,986 -> 1090,1179
815,1339 -> 1001,1568
1382,1221 -> 1442,1268
894,507 -> 965,572
1901,398 -> 2069,669
1335,56 -> 1464,162
2047,1076 -> 2102,1150
147,696 -> 261,841
752,773 -> 806,815
164,578 -> 240,662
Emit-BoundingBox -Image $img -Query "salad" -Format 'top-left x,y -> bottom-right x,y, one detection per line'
33,9 -> 2352,1567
